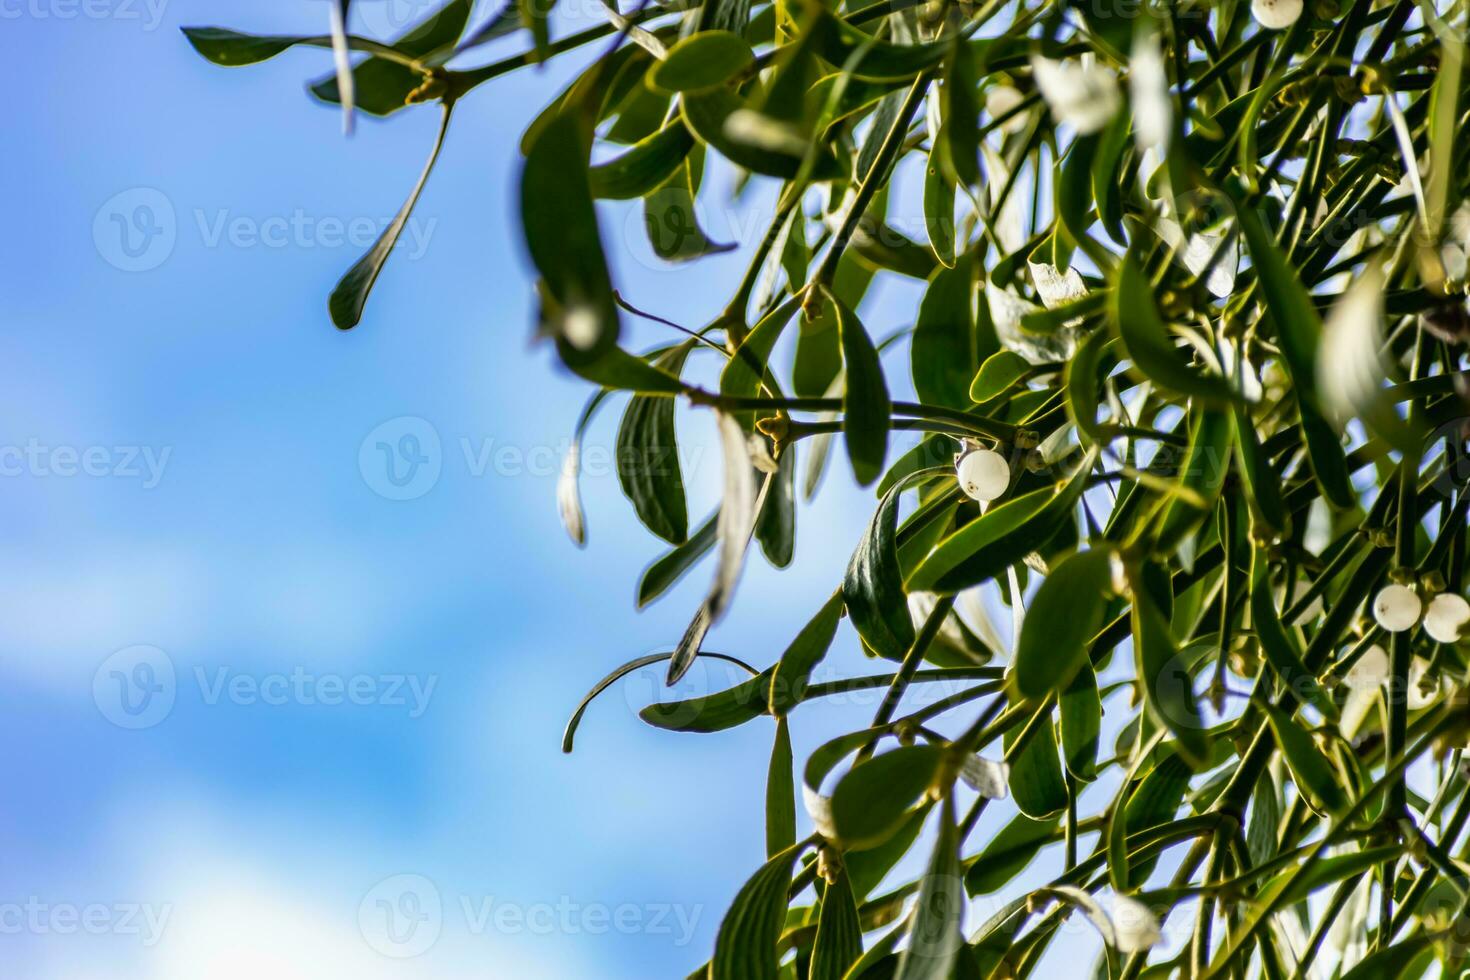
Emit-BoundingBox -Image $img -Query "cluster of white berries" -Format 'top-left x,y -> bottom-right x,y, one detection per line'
955,447 -> 1011,503
1372,583 -> 1470,642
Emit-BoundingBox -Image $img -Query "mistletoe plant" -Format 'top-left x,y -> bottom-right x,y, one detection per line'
185,0 -> 1470,976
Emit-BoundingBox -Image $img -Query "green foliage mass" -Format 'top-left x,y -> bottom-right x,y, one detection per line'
189,0 -> 1470,976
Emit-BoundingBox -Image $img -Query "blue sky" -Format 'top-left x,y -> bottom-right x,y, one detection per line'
0,2 -> 1156,976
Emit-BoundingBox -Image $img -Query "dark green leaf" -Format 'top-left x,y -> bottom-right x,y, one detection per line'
969,349 -> 1030,404
913,258 -> 981,409
640,668 -> 773,733
965,812 -> 1059,895
590,119 -> 696,199
1013,548 -> 1114,701
711,843 -> 805,980
638,510 -> 718,607
521,112 -> 621,357
1112,253 -> 1233,403
907,449 -> 1095,594
810,867 -> 863,980
1131,565 -> 1209,769
650,31 -> 755,93
836,295 -> 891,487
766,718 -> 795,858
309,0 -> 473,115
895,797 -> 964,979
1261,703 -> 1351,818
331,103 -> 452,328
616,344 -> 692,543
844,475 -> 925,660
1005,712 -> 1068,819
831,745 -> 945,849
1059,657 -> 1102,782
769,592 -> 844,716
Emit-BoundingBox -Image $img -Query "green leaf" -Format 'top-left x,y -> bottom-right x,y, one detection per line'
830,745 -> 945,849
943,40 -> 980,187
755,446 -> 796,568
711,843 -> 805,980
1059,658 -> 1102,782
1336,931 -> 1439,980
1232,406 -> 1288,534
810,867 -> 863,980
181,26 -> 413,68
969,349 -> 1030,404
913,258 -> 982,409
769,592 -> 844,716
1119,751 -> 1191,887
521,112 -> 621,358
1090,108 -> 1130,244
1153,406 -> 1233,555
1013,548 -> 1114,701
590,119 -> 696,199
721,295 -> 803,400
1264,845 -> 1403,907
1112,253 -> 1233,403
1005,712 -> 1069,819
895,798 -> 964,980
1065,328 -> 1112,445
616,344 -> 692,543
1248,547 -> 1335,719
640,668 -> 773,733
844,475 -> 925,660
846,801 -> 934,899
907,449 -> 1096,595
923,142 -> 958,269
650,31 -> 755,93
559,342 -> 688,394
965,812 -> 1059,895
643,149 -> 735,264
1130,565 -> 1209,769
309,0 -> 473,115
766,718 -> 795,858
562,650 -> 756,752
1261,703 -> 1351,818
835,295 -> 891,487
330,102 -> 453,328
638,511 -> 719,607
1233,196 -> 1353,506
808,11 -> 952,81
682,87 -> 842,179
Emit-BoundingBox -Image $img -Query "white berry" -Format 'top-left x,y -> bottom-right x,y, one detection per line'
1424,592 -> 1470,643
1251,0 -> 1303,30
1372,584 -> 1422,633
956,449 -> 1010,502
